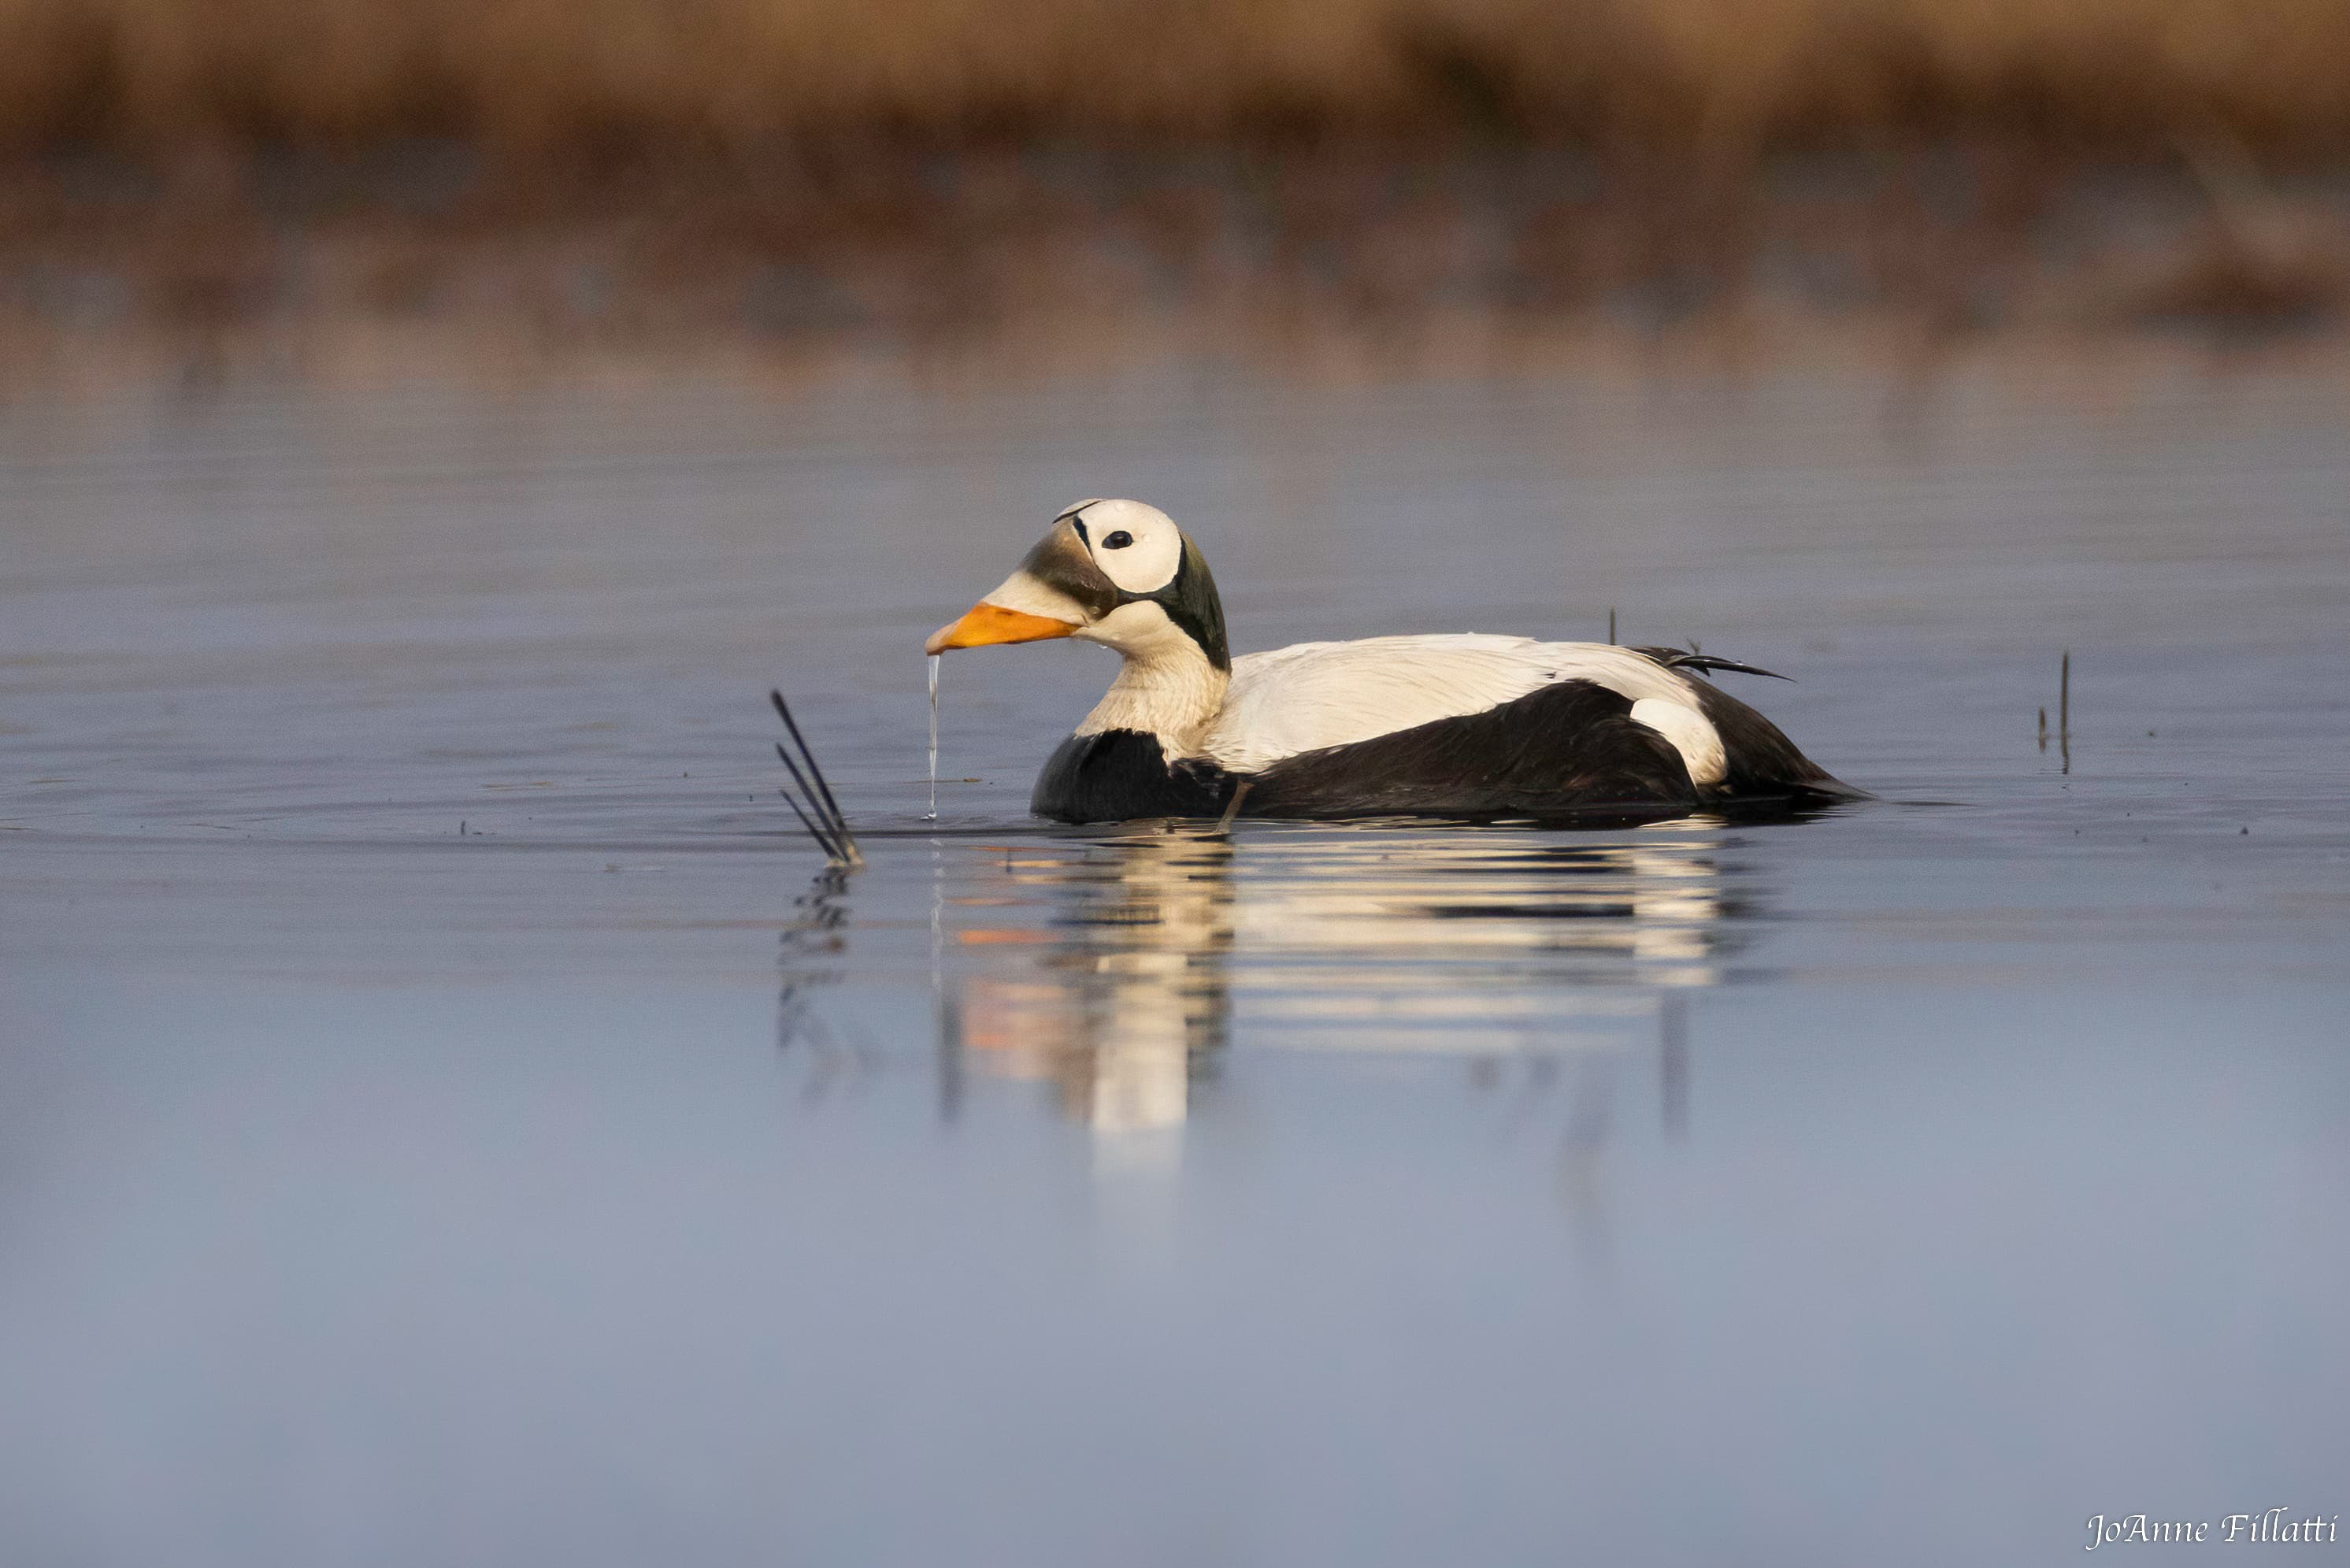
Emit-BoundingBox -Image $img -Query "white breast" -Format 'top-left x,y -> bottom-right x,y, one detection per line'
1199,634 -> 1726,785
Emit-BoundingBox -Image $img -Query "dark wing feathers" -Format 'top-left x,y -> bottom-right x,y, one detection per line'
1242,680 -> 1698,819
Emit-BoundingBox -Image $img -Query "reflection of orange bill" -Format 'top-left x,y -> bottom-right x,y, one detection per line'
962,978 -> 1079,1063
958,929 -> 1049,946
925,602 -> 1077,654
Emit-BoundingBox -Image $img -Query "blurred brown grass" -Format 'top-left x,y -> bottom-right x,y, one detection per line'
6,0 -> 2350,379
6,0 -> 2350,155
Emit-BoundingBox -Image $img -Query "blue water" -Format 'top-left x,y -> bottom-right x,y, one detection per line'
2,363 -> 2346,1565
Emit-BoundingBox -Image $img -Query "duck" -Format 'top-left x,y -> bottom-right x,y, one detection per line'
925,499 -> 1865,825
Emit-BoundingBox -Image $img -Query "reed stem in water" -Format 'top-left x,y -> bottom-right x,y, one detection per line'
2060,650 -> 2072,775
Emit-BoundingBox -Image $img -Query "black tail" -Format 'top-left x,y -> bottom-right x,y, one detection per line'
1633,645 -> 1792,683
770,690 -> 864,869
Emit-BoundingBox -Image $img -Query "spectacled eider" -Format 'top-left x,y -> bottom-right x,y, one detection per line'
926,499 -> 1865,825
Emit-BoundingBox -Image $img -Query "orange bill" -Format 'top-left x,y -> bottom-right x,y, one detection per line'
925,602 -> 1080,654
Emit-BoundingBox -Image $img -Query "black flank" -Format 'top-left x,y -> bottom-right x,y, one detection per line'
1244,680 -> 1699,819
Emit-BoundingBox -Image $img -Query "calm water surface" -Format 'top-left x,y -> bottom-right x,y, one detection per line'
2,365 -> 2347,1566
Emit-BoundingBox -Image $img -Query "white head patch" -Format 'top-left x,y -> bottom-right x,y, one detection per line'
1062,498 -> 1183,596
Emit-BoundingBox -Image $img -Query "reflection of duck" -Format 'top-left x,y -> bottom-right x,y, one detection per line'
956,833 -> 1231,1134
927,499 -> 1865,823
949,818 -> 1740,1128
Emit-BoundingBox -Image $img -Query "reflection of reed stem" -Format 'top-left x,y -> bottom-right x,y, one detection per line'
777,866 -> 852,1058
1660,993 -> 1688,1141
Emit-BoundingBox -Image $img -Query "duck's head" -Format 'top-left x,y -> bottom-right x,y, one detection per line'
925,499 -> 1229,671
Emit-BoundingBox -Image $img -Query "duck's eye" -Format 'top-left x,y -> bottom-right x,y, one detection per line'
1102,530 -> 1134,550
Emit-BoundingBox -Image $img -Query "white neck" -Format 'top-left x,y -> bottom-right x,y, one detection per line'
1073,616 -> 1229,756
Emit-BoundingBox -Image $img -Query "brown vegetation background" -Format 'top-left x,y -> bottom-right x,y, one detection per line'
4,0 -> 2350,376
8,0 -> 2350,152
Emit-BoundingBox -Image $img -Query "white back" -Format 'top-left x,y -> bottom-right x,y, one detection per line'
1199,635 -> 1725,784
